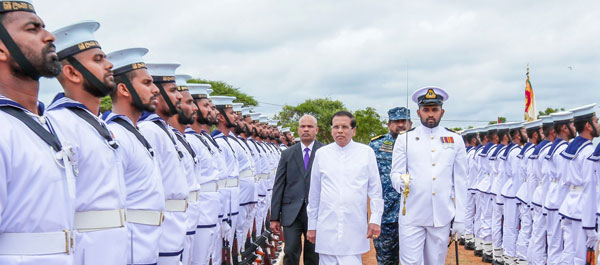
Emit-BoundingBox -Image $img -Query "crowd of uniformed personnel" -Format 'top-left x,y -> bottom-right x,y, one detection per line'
0,1 -> 296,265
458,105 -> 600,265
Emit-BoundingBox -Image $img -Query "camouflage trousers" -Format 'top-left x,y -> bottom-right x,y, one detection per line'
373,222 -> 399,265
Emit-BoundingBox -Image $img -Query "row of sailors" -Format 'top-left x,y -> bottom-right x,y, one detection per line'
459,103 -> 600,265
0,5 -> 286,265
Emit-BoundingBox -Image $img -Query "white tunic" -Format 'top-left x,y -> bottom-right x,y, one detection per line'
46,95 -> 128,264
582,145 -> 600,229
543,139 -> 569,211
500,143 -> 523,199
390,126 -> 468,227
104,113 -> 165,264
307,140 -> 383,256
529,140 -> 553,207
0,97 -> 74,265
558,137 -> 594,220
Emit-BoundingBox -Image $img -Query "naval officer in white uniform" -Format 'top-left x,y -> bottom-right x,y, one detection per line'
0,1 -> 77,263
48,21 -> 128,265
307,110 -> 383,265
391,86 -> 467,265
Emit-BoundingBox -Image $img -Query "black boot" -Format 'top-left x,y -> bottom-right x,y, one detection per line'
475,249 -> 483,257
459,238 -> 466,245
482,253 -> 494,263
465,241 -> 475,250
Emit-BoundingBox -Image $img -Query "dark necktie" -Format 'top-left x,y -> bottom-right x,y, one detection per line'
304,147 -> 310,170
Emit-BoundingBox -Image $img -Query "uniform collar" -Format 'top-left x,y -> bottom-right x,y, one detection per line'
421,125 -> 441,135
212,129 -> 224,138
588,144 -> 600,162
103,111 -> 135,126
139,111 -> 163,123
0,94 -> 46,115
517,142 -> 535,159
545,138 -> 567,160
490,143 -> 506,160
528,139 -> 551,159
500,142 -> 519,160
333,139 -> 354,151
184,127 -> 199,135
47,92 -> 92,112
560,136 -> 592,160
479,142 -> 496,157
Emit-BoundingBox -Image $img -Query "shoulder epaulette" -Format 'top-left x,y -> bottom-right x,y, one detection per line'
370,134 -> 384,141
444,127 -> 456,133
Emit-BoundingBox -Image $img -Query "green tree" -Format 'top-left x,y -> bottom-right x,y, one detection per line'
188,79 -> 257,106
538,107 -> 565,117
354,107 -> 388,144
275,98 -> 345,143
488,116 -> 506,125
100,96 -> 112,113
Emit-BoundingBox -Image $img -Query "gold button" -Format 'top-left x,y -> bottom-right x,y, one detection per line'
430,136 -> 434,140
431,149 -> 435,152
432,163 -> 436,166
432,192 -> 436,196
433,177 -> 436,180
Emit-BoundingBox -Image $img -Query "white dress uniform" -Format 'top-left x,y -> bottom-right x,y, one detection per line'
526,137 -> 553,265
51,20 -> 129,265
464,141 -> 479,243
249,135 -> 270,235
582,144 -> 600,265
212,128 -> 240,244
105,113 -> 166,265
391,124 -> 467,265
47,94 -> 128,265
543,111 -> 574,265
513,138 -> 535,262
307,140 -> 383,264
558,103 -> 598,265
139,113 -> 189,265
474,139 -> 496,253
0,97 -> 75,265
490,138 -> 508,263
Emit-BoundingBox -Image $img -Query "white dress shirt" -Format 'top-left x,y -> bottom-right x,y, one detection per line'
307,140 -> 383,256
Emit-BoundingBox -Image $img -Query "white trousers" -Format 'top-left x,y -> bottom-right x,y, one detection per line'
480,193 -> 493,242
0,255 -> 73,265
465,192 -> 476,235
527,206 -> 547,265
399,222 -> 451,265
546,210 -> 563,265
502,198 -> 519,257
515,203 -> 532,260
559,219 -> 586,265
492,202 -> 503,251
75,227 -> 128,265
319,254 -> 362,265
192,192 -> 221,265
182,201 -> 201,265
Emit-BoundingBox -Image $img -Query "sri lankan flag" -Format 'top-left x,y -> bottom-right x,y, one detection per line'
524,67 -> 537,121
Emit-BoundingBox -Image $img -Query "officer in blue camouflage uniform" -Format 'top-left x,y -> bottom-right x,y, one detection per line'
369,107 -> 412,265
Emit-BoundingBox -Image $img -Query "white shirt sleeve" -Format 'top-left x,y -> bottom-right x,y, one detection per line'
390,134 -> 407,193
367,149 -> 384,225
307,150 -> 322,230
452,136 -> 468,223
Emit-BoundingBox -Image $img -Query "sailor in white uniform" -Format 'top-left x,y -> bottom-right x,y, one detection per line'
462,128 -> 481,250
527,115 -> 555,265
0,2 -> 76,263
390,86 -> 467,265
48,21 -> 127,265
249,113 -> 271,236
210,96 -> 241,259
514,119 -> 543,264
104,47 -> 166,265
186,83 -> 222,265
582,139 -> 600,265
558,104 -> 599,264
488,123 -> 510,265
543,111 -> 576,265
473,126 -> 492,257
498,122 -> 525,264
138,63 -> 189,265
169,75 -> 200,265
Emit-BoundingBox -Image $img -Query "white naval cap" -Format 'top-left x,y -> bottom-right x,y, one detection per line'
474,126 -> 486,134
249,112 -> 261,121
0,1 -> 35,13
411,86 -> 449,106
241,107 -> 251,116
569,103 -> 597,121
106,47 -> 148,76
550,111 -> 574,123
53,20 -> 101,60
539,115 -> 553,126
188,83 -> 211,99
259,115 -> 269,124
269,120 -> 279,126
523,119 -> 543,131
281,127 -> 291,133
495,123 -> 509,131
146,63 -> 180,83
207,88 -> 214,95
175,74 -> 191,91
505,121 -> 524,131
210,96 -> 235,108
232,103 -> 243,113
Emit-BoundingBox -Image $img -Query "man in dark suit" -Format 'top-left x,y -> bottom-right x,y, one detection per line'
271,114 -> 322,265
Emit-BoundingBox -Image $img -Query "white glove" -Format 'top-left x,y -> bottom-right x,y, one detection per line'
585,229 -> 598,248
221,222 -> 231,239
452,222 -> 465,237
392,173 -> 410,192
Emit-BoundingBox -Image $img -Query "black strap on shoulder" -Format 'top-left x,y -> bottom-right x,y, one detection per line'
0,23 -> 40,80
249,139 -> 262,154
193,133 -> 213,153
239,137 -> 254,156
228,135 -> 247,151
67,107 -> 118,149
0,106 -> 61,152
112,117 -> 154,157
154,83 -> 178,115
219,135 -> 236,155
201,131 -> 220,149
152,120 -> 184,159
65,57 -> 112,97
174,132 -> 197,163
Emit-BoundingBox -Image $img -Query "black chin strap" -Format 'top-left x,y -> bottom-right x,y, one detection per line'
155,82 -> 178,115
66,56 -> 112,96
118,75 -> 144,110
0,22 -> 40,80
217,108 -> 235,128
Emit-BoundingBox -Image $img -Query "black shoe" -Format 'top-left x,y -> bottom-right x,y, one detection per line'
492,260 -> 504,265
465,242 -> 475,250
475,249 -> 483,257
482,254 -> 493,263
459,238 -> 466,245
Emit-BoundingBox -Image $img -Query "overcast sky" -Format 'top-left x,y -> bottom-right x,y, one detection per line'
36,0 -> 600,129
